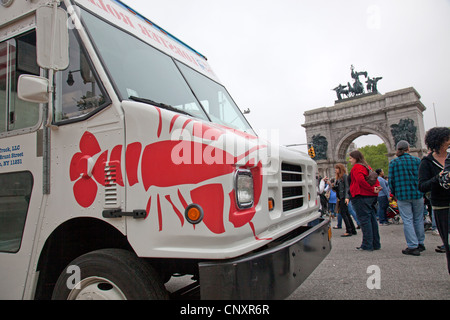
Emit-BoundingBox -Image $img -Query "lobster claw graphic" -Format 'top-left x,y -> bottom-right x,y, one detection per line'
69,124 -> 269,240
70,132 -> 108,208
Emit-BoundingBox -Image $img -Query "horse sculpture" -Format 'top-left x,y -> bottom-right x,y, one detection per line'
332,65 -> 381,101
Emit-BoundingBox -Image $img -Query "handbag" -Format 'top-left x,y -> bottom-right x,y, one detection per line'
362,164 -> 378,186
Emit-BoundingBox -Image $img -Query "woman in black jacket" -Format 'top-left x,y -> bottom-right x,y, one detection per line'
333,163 -> 356,237
418,127 -> 450,274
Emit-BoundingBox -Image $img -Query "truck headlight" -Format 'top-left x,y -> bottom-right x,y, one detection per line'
235,169 -> 254,209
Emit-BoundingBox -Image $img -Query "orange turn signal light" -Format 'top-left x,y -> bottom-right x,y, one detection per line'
268,198 -> 275,211
185,204 -> 204,225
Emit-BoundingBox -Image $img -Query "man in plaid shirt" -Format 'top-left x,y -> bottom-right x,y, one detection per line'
389,140 -> 424,256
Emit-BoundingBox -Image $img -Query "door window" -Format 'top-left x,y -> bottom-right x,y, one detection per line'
54,27 -> 108,123
0,171 -> 33,253
0,31 -> 40,134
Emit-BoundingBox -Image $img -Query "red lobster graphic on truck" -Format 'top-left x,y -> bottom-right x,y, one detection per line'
69,108 -> 270,240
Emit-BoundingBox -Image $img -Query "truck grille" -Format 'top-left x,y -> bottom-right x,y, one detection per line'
281,163 -> 303,212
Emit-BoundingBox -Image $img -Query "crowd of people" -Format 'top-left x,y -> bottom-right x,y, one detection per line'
317,126 -> 450,275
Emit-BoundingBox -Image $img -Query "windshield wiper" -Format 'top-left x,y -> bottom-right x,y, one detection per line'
129,96 -> 193,117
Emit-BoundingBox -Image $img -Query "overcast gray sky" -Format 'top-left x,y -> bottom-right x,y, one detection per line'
122,0 -> 450,152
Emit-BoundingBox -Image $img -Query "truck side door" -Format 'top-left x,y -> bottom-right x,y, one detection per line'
0,30 -> 44,299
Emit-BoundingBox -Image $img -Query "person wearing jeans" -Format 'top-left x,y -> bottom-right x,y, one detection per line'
351,195 -> 380,250
389,140 -> 424,256
397,198 -> 425,250
376,169 -> 390,225
348,150 -> 381,251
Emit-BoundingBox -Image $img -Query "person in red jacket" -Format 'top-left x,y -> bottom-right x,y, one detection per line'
349,150 -> 382,251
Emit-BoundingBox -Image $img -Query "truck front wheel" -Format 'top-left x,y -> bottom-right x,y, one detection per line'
52,249 -> 168,300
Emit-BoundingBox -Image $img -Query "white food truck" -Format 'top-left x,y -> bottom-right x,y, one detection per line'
0,0 -> 331,300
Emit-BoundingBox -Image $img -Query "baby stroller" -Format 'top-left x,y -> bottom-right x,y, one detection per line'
387,197 -> 401,224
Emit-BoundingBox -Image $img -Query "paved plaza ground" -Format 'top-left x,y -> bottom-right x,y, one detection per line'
288,219 -> 450,300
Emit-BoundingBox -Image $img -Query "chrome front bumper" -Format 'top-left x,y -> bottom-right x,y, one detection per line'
198,218 -> 331,300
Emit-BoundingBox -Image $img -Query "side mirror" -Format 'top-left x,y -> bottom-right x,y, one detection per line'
36,5 -> 69,70
17,75 -> 49,104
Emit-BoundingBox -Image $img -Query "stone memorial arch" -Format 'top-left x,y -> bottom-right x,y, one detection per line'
302,87 -> 427,177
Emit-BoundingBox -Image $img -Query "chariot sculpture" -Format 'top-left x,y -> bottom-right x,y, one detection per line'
333,65 -> 382,101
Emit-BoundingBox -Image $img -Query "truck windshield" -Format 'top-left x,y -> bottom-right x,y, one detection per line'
175,61 -> 254,134
80,9 -> 255,134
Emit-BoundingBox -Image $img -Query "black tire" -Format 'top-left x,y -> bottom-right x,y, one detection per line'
52,249 -> 169,300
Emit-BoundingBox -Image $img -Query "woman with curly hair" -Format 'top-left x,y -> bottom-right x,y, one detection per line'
418,127 -> 450,274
